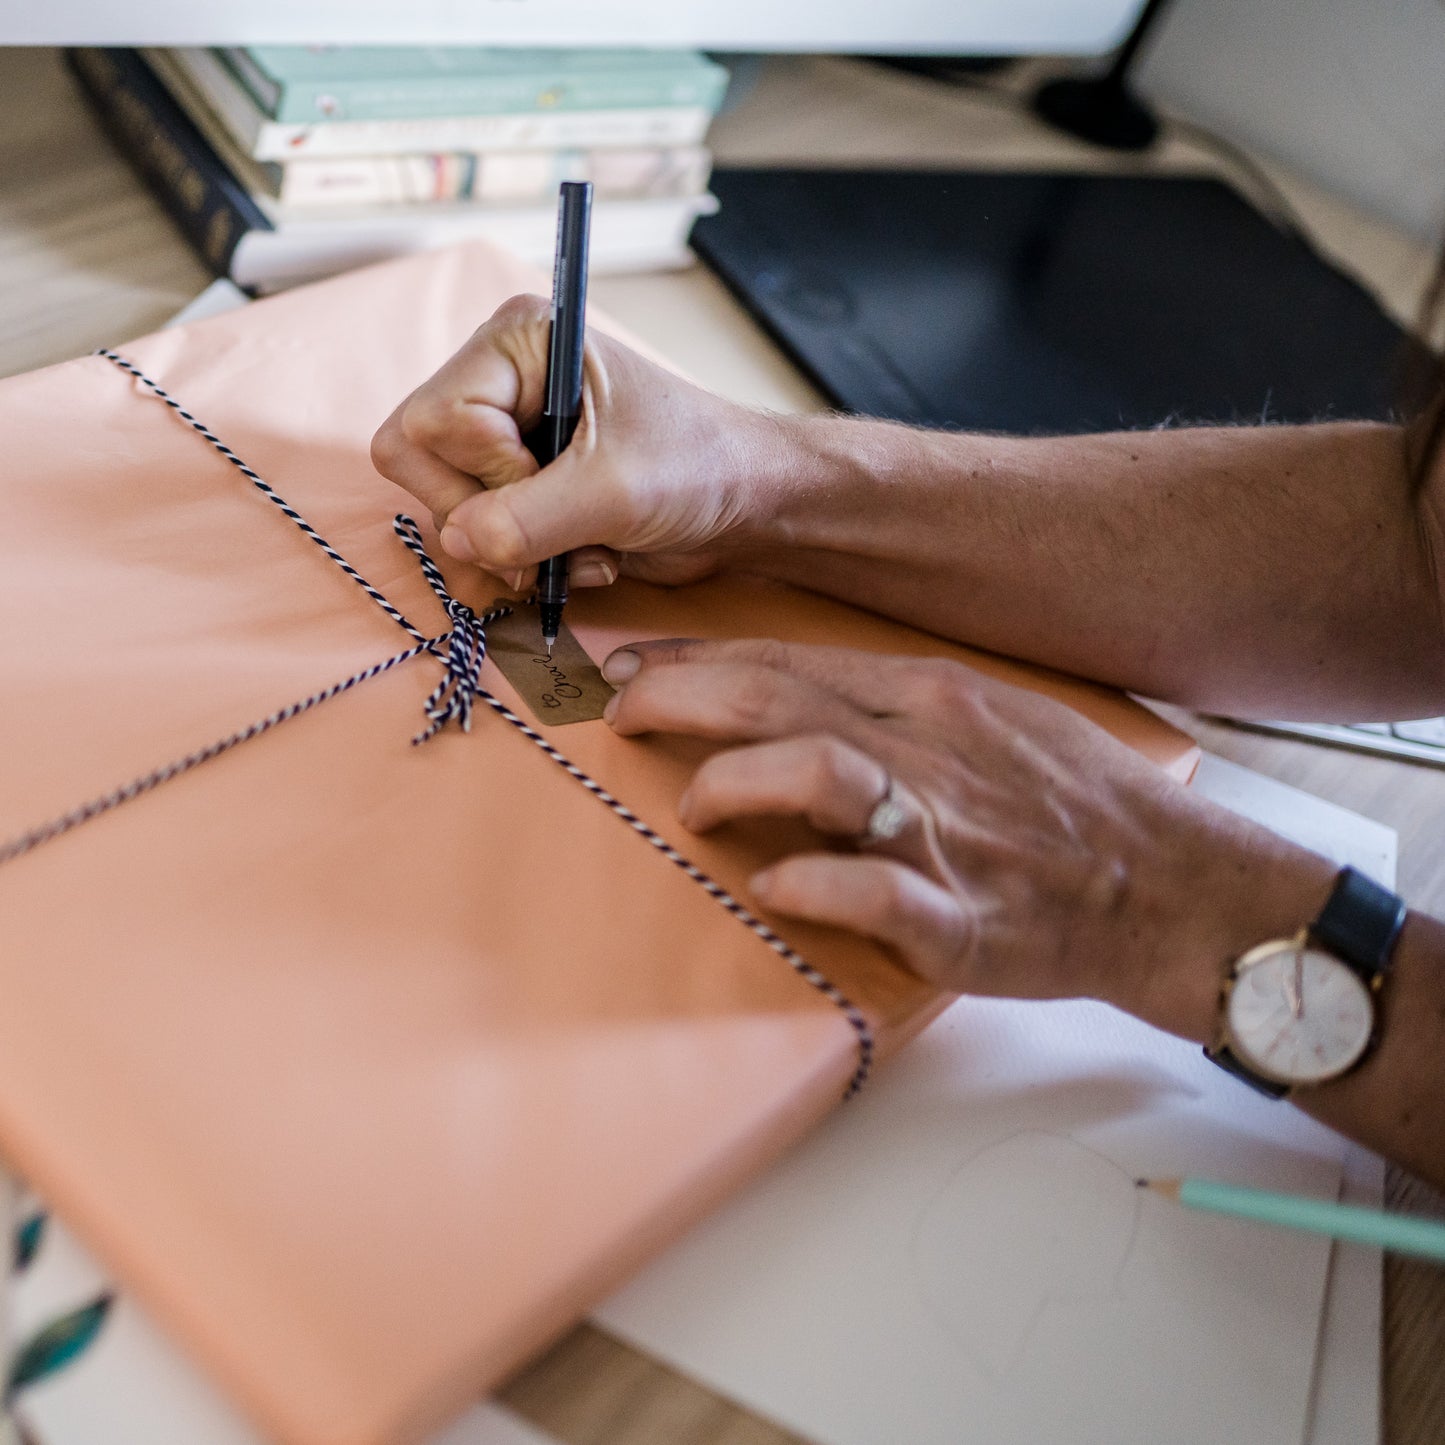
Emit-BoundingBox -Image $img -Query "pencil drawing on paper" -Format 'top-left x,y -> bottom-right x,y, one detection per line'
908,1130 -> 1141,1380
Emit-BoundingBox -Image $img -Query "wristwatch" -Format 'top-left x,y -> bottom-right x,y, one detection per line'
1206,866 -> 1407,1098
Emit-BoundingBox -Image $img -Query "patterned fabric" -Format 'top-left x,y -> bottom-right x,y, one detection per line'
6,1204 -> 111,1426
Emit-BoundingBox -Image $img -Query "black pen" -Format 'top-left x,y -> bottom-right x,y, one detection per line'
529,180 -> 593,657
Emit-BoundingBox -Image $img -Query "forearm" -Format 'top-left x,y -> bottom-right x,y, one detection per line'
736,413 -> 1445,718
1299,913 -> 1445,1187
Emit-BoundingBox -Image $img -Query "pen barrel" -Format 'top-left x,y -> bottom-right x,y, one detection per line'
1180,1178 -> 1445,1263
537,554 -> 568,611
531,180 -> 591,645
527,407 -> 581,471
545,180 -> 592,421
527,407 -> 578,622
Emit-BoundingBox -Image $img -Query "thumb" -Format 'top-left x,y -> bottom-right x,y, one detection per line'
438,449 -> 625,571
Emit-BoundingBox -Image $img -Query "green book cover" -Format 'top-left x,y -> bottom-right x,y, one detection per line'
218,47 -> 730,124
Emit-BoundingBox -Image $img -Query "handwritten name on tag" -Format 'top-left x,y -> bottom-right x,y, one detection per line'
485,603 -> 615,726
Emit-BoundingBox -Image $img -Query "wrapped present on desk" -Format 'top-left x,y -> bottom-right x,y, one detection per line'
0,243 -> 1199,1445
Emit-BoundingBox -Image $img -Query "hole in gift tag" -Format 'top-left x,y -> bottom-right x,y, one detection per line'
485,602 -> 615,725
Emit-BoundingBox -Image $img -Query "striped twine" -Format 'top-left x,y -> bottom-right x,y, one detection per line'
96,349 -> 429,645
463,684 -> 874,1094
0,351 -> 873,1095
0,639 -> 432,869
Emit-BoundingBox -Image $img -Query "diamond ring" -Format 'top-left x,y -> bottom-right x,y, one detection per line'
860,779 -> 909,845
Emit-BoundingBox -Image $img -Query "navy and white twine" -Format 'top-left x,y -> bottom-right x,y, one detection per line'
0,351 -> 873,1095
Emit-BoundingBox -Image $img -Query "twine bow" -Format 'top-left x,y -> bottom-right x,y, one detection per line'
391,515 -> 512,745
0,514 -> 508,869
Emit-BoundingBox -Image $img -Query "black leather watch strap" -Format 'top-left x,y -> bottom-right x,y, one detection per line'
1310,865 -> 1407,985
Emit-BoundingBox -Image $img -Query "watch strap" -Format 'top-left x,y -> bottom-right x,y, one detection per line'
1205,1042 -> 1290,1099
1310,865 -> 1407,985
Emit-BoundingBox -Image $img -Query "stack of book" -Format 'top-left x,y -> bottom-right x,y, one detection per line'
66,46 -> 727,293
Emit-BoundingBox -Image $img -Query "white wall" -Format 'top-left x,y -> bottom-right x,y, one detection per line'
1138,0 -> 1445,241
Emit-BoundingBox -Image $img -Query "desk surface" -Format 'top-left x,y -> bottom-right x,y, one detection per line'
1,44 -> 1442,1445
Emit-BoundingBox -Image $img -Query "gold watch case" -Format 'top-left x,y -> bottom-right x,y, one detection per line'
1217,929 -> 1379,1088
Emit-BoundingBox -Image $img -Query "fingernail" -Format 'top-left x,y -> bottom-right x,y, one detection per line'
440,524 -> 476,563
507,570 -> 528,593
603,692 -> 620,724
601,649 -> 641,685
572,560 -> 617,588
750,869 -> 777,903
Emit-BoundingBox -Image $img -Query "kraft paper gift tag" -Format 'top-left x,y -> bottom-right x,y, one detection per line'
484,604 -> 615,725
0,241 -> 1198,1445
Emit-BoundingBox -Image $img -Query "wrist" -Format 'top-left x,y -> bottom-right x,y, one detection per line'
722,411 -> 932,563
711,410 -> 848,562
1107,794 -> 1339,1045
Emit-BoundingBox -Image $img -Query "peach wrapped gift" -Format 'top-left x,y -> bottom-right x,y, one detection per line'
0,243 -> 1197,1445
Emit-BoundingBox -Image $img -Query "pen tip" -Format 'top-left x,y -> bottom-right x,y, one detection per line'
543,634 -> 556,659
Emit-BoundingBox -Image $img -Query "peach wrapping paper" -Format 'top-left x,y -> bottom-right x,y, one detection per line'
0,242 -> 1198,1445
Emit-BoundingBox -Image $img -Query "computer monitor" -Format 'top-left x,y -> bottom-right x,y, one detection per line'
7,0 -> 1146,52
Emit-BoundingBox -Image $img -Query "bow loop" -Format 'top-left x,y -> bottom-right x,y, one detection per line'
391,514 -> 512,746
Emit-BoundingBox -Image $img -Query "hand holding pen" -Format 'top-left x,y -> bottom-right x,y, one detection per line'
529,180 -> 593,656
374,189 -> 762,606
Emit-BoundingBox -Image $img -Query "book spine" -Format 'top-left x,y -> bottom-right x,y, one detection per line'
244,57 -> 730,125
65,49 -> 270,282
252,107 -> 715,161
275,146 -> 713,209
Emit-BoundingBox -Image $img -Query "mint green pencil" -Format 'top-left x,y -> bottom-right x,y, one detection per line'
1138,1176 -> 1445,1264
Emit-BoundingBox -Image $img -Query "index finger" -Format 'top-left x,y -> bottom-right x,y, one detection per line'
604,658 -> 877,751
369,294 -> 553,519
603,637 -> 969,720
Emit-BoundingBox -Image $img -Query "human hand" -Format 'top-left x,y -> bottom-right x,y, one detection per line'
371,294 -> 797,594
600,638 -> 1336,1039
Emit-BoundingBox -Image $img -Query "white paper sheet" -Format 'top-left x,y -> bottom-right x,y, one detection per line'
598,996 -> 1345,1445
1189,754 -> 1396,885
1306,1144 -> 1385,1445
595,754 -> 1397,1445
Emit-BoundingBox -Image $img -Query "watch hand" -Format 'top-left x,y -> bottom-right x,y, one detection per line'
1291,943 -> 1306,1020
1281,963 -> 1302,1018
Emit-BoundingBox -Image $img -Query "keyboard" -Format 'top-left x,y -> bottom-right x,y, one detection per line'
1229,717 -> 1445,768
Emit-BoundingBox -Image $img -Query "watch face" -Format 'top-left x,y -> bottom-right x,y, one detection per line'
1226,944 -> 1374,1085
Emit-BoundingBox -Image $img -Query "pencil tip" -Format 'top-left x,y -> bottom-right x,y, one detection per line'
1136,1177 -> 1182,1200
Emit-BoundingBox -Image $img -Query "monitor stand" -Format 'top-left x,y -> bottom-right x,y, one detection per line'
689,166 -> 1415,434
